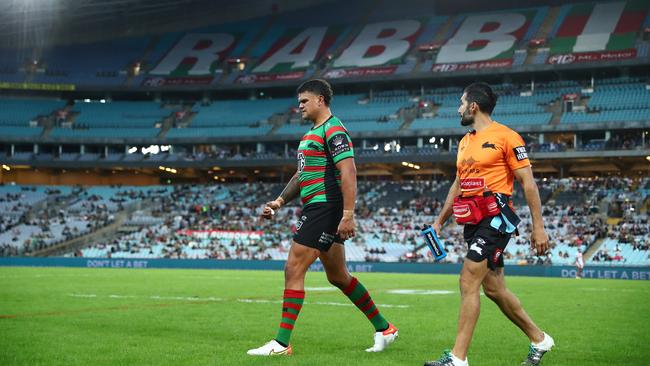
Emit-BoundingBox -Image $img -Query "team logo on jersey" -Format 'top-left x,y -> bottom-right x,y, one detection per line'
470,243 -> 483,255
513,146 -> 528,161
297,152 -> 305,172
482,141 -> 497,150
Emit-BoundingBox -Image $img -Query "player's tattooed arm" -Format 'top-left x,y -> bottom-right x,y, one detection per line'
262,172 -> 299,219
277,172 -> 300,206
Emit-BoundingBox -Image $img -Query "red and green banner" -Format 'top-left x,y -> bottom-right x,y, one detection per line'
549,0 -> 649,55
433,9 -> 536,66
252,26 -> 343,73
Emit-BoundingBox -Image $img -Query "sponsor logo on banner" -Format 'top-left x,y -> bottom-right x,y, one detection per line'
460,177 -> 485,191
176,230 -> 263,239
142,76 -> 214,87
547,49 -> 637,65
0,82 -> 76,91
432,59 -> 513,73
323,65 -> 397,79
235,71 -> 305,84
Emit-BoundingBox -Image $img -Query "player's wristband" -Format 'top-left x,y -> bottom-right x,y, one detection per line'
343,209 -> 355,219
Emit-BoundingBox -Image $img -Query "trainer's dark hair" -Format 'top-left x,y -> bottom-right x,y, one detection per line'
297,79 -> 333,106
464,82 -> 498,115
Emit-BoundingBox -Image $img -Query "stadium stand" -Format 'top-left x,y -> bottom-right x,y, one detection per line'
3,178 -> 642,266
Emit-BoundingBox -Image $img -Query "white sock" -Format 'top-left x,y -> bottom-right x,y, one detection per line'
532,332 -> 554,351
451,353 -> 469,366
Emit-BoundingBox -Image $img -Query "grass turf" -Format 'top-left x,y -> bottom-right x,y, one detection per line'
1,266 -> 649,365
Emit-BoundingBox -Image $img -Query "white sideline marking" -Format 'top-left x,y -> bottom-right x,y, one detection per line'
304,287 -> 337,291
68,293 -> 409,308
387,289 -> 454,295
580,287 -> 644,293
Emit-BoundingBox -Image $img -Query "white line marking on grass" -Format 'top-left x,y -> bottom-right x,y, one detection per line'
387,289 -> 454,295
580,287 -> 646,293
237,298 -> 409,308
68,294 -> 409,308
304,287 -> 337,291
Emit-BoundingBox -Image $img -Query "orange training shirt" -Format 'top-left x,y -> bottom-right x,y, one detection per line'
456,121 -> 530,197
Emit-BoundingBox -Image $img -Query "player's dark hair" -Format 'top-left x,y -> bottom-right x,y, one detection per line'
297,79 -> 333,106
464,82 -> 498,115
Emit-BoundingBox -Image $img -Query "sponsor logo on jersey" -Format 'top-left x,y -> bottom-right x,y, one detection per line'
493,248 -> 502,263
332,135 -> 345,146
513,146 -> 528,161
296,215 -> 307,231
297,152 -> 305,172
460,177 -> 485,191
318,232 -> 336,244
328,133 -> 351,157
460,157 -> 479,166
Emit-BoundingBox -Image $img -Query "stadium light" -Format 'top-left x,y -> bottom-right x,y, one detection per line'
99,99 -> 106,103
646,156 -> 650,162
83,99 -> 91,103
401,162 -> 408,166
372,144 -> 379,150
2,165 -> 10,171
384,143 -> 391,152
127,147 -> 137,154
429,137 -> 436,143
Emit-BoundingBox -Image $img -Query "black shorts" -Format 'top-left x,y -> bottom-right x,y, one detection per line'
293,203 -> 345,251
464,216 -> 511,270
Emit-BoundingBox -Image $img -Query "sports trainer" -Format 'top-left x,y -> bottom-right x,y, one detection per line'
425,82 -> 554,366
247,79 -> 398,356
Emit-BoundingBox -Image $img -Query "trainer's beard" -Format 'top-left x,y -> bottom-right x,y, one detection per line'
460,110 -> 474,126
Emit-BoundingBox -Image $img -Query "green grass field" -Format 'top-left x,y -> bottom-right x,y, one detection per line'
1,266 -> 649,366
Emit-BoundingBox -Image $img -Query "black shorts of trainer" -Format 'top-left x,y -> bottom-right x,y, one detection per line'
293,203 -> 345,251
464,216 -> 511,270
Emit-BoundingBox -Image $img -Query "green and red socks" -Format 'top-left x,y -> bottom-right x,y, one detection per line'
275,289 -> 305,346
342,277 -> 389,331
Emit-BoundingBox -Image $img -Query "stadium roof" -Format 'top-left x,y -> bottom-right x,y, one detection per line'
0,0 -> 335,46
1,0 -> 592,47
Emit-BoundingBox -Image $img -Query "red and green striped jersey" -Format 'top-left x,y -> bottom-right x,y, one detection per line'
297,116 -> 354,206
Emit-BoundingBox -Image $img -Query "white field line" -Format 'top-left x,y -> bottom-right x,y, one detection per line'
68,293 -> 410,308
